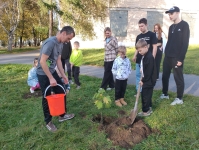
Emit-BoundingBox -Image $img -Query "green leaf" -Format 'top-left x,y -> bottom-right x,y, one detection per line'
92,93 -> 97,100
98,88 -> 105,94
94,100 -> 103,109
103,96 -> 110,104
105,103 -> 111,108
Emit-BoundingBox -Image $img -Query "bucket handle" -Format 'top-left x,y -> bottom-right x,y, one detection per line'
44,84 -> 66,98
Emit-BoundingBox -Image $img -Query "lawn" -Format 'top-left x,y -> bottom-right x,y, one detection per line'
82,44 -> 199,75
0,64 -> 199,149
0,47 -> 40,54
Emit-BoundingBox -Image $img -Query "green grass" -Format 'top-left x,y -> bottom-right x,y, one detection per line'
0,64 -> 199,149
82,45 -> 199,75
82,48 -> 136,69
0,47 -> 40,54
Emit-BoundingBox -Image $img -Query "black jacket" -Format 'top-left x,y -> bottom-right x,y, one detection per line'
61,41 -> 72,60
165,20 -> 190,62
141,51 -> 157,88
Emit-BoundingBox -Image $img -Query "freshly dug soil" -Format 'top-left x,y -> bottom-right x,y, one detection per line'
92,111 -> 154,149
22,90 -> 42,99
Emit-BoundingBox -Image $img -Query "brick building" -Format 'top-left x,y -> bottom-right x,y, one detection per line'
70,0 -> 199,48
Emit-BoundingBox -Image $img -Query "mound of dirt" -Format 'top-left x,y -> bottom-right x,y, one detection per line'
22,90 -> 42,99
92,112 -> 154,149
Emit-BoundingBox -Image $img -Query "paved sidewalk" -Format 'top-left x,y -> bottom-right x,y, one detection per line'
0,50 -> 40,64
0,50 -> 199,97
80,65 -> 199,97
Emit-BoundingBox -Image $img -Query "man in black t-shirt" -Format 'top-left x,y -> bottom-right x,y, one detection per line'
132,18 -> 157,96
160,6 -> 190,105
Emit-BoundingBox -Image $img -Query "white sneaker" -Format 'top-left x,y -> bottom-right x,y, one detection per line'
170,98 -> 183,105
149,107 -> 153,113
160,94 -> 169,99
30,88 -> 34,93
76,86 -> 81,89
106,88 -> 114,91
69,80 -> 74,85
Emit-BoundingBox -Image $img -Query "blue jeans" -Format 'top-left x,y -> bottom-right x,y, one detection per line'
136,63 -> 141,92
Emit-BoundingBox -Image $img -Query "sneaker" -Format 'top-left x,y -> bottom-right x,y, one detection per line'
160,94 -> 169,99
59,114 -> 75,122
138,109 -> 153,117
46,121 -> 57,132
149,107 -> 153,113
106,87 -> 114,91
76,86 -> 81,89
69,80 -> 74,84
30,88 -> 34,93
170,98 -> 183,105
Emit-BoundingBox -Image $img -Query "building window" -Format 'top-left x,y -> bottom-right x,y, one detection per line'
110,10 -> 128,37
147,11 -> 163,31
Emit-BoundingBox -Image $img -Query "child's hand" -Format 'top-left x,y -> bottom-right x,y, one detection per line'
66,90 -> 69,94
71,63 -> 74,69
139,81 -> 143,86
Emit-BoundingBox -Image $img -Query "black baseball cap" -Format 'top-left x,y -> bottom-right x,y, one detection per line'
165,6 -> 180,14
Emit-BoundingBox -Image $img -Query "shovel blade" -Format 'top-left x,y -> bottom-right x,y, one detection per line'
129,108 -> 138,124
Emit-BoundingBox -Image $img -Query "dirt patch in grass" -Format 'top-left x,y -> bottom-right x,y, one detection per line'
117,110 -> 126,116
79,111 -> 87,118
92,113 -> 155,149
22,90 -> 42,99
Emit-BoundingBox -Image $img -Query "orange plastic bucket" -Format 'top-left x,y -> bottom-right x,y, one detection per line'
44,84 -> 66,116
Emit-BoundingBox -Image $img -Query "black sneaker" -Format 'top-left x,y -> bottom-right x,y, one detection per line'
59,114 -> 75,122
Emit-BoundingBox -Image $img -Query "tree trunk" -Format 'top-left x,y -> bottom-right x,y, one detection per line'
19,36 -> 23,48
8,33 -> 13,51
49,9 -> 53,37
32,27 -> 37,46
48,0 -> 53,37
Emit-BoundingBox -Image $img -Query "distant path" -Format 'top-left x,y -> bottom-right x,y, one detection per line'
0,49 -> 40,65
0,50 -> 199,97
80,66 -> 199,97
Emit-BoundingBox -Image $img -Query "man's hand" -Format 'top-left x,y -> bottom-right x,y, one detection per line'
132,50 -> 138,62
50,77 -> 57,86
132,56 -> 136,62
62,74 -> 68,84
177,61 -> 182,66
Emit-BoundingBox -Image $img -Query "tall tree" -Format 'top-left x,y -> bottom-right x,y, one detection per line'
60,0 -> 117,39
16,0 -> 49,47
0,0 -> 20,51
39,0 -> 63,37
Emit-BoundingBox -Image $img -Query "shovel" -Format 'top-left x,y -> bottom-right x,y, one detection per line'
129,77 -> 142,124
